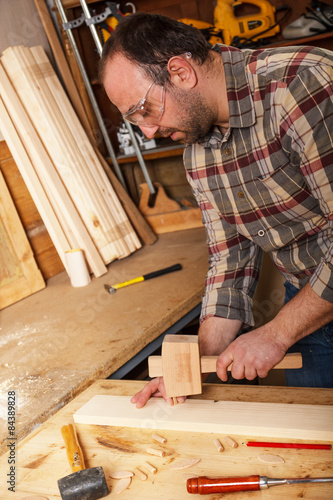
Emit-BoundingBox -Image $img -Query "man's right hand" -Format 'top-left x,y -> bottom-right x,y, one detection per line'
130,377 -> 186,408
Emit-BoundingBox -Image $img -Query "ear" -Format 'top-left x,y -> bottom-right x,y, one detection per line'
167,55 -> 197,89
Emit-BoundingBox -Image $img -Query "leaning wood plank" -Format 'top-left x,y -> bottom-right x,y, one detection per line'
2,46 -> 120,262
0,62 -> 107,277
2,45 -> 140,262
96,150 -> 157,246
30,45 -> 141,256
0,97 -> 70,274
73,395 -> 333,441
0,171 -> 45,309
33,0 -> 93,138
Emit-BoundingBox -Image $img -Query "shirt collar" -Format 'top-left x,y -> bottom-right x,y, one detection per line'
197,44 -> 256,149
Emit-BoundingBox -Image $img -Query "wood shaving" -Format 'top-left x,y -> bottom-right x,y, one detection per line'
109,470 -> 134,479
258,454 -> 285,464
170,458 -> 201,470
115,477 -> 131,494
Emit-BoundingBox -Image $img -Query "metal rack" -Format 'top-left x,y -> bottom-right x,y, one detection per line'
54,0 -> 156,194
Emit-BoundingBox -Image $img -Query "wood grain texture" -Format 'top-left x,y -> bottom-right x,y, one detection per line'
74,395 -> 333,441
0,229 -> 207,454
0,140 -> 64,279
162,335 -> 202,397
0,380 -> 333,499
0,170 -> 45,309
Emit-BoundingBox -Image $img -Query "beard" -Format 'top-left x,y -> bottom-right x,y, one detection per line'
158,86 -> 216,144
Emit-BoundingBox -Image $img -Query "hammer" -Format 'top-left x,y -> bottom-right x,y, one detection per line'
148,335 -> 302,398
58,424 -> 109,500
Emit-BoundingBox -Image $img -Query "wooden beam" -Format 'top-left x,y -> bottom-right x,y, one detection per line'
74,395 -> 333,441
0,61 -> 107,277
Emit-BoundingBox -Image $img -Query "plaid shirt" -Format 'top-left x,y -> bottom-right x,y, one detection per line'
183,45 -> 333,327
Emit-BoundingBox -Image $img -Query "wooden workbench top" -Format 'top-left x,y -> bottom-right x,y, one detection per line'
0,380 -> 332,499
0,229 -> 208,454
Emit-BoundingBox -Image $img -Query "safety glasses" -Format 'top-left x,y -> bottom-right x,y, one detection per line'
123,81 -> 165,128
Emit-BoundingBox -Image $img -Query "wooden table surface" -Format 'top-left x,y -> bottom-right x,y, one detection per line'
0,228 -> 208,454
0,379 -> 332,499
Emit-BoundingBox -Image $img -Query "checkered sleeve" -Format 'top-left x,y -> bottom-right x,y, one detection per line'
279,63 -> 333,302
186,172 -> 262,326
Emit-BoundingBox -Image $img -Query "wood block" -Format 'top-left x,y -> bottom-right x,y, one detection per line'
162,335 -> 202,398
144,207 -> 203,234
73,395 -> 333,441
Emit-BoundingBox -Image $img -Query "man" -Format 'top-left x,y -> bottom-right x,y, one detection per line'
99,13 -> 333,407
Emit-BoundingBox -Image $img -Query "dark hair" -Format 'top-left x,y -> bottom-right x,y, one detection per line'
99,13 -> 211,85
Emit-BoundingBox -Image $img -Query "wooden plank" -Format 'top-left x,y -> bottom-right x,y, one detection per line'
30,45 -> 141,257
0,170 -> 45,309
74,394 -> 333,441
0,62 -> 107,277
0,140 -> 64,279
1,380 -> 333,499
95,149 -> 157,245
33,0 -> 94,138
2,45 -> 140,262
0,95 -> 71,274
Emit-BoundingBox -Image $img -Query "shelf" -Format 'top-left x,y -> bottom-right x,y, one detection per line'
108,143 -> 184,164
267,31 -> 333,48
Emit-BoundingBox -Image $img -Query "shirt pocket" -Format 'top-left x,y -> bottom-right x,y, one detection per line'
256,164 -> 322,221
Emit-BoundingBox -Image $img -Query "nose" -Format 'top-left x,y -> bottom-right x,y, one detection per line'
139,125 -> 159,139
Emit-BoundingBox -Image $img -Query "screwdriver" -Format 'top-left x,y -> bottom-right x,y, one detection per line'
187,475 -> 333,494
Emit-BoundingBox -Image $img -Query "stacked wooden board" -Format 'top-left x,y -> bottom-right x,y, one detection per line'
0,45 -> 141,278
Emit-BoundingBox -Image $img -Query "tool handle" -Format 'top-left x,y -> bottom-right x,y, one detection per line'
201,352 -> 302,372
143,263 -> 182,281
148,352 -> 302,378
187,475 -> 261,494
61,424 -> 85,472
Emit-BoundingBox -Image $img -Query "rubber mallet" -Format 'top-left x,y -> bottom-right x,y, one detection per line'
58,424 -> 109,500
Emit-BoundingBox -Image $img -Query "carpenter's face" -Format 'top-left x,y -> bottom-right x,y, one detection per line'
103,53 -> 215,144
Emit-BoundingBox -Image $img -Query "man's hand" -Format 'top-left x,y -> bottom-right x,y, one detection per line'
216,326 -> 288,381
130,377 -> 186,408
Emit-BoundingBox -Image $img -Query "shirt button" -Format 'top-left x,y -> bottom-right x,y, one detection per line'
224,147 -> 232,155
258,229 -> 265,237
238,191 -> 245,198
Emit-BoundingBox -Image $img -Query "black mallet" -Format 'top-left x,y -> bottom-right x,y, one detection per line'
58,424 -> 109,500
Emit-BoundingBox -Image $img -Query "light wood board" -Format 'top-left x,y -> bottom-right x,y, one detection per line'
0,170 -> 45,309
1,380 -> 332,499
74,395 -> 333,441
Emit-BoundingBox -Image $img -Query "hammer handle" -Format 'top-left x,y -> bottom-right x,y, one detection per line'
148,353 -> 302,378
61,424 -> 85,472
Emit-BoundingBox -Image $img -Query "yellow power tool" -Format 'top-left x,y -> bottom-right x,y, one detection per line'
180,0 -> 290,48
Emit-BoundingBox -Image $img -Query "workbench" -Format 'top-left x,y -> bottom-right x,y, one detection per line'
0,228 -> 208,455
0,379 -> 332,499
